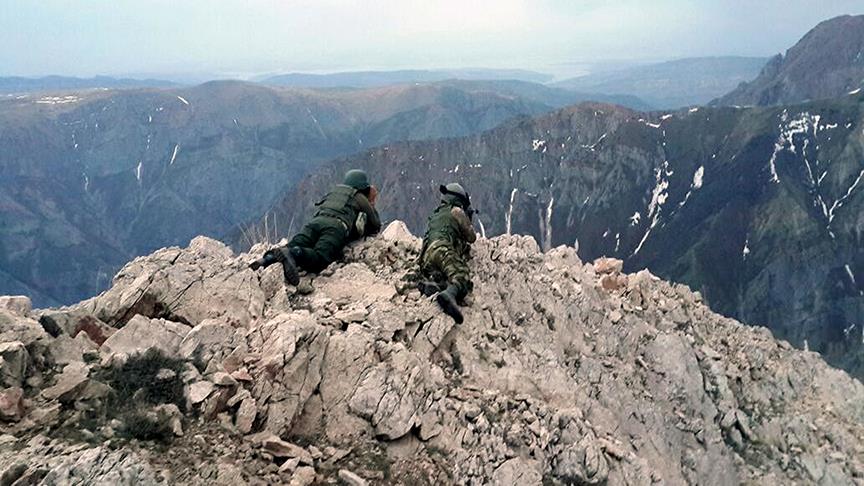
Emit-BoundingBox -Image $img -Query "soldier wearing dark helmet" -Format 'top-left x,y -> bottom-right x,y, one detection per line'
419,183 -> 477,323
250,169 -> 381,285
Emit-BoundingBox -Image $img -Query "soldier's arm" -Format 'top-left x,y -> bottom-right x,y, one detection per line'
355,193 -> 382,235
451,207 -> 477,243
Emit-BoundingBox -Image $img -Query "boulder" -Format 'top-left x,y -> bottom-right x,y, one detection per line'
491,458 -> 542,486
380,220 -> 419,247
235,396 -> 257,434
75,237 -> 265,329
46,333 -> 98,365
261,436 -> 313,465
42,362 -> 89,402
593,257 -> 623,275
0,342 -> 28,387
0,387 -> 24,421
178,319 -> 245,374
101,315 -> 190,359
338,469 -> 367,486
187,381 -> 215,405
0,296 -> 31,317
0,310 -> 47,347
289,466 -> 316,486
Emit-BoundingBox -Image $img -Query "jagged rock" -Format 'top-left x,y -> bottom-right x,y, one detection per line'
0,310 -> 47,347
40,446 -> 159,485
593,257 -> 623,275
46,333 -> 98,365
338,468 -> 367,486
0,296 -> 31,317
215,462 -> 245,485
348,346 -> 432,440
289,466 -> 316,486
1,222 -> 863,484
248,312 -> 327,436
187,380 -> 215,405
42,361 -> 89,402
491,458 -> 542,485
0,387 -> 24,421
211,371 -> 238,387
380,220 -> 420,248
75,236 -> 265,329
260,436 -> 313,465
178,318 -> 246,374
101,315 -> 190,359
554,436 -> 610,485
154,404 -> 184,436
236,396 -> 257,434
73,315 -> 116,345
0,342 -> 28,388
279,458 -> 300,474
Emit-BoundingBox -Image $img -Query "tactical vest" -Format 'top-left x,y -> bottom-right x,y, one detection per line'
423,202 -> 468,256
314,184 -> 359,232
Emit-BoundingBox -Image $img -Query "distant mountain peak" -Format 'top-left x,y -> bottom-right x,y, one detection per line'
714,14 -> 864,106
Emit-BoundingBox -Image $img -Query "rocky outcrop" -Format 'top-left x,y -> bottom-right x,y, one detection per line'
0,223 -> 862,484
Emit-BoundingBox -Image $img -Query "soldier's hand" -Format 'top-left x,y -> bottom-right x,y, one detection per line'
368,185 -> 378,206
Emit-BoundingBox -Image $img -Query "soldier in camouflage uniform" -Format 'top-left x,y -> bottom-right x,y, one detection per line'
419,183 -> 477,323
250,169 -> 381,285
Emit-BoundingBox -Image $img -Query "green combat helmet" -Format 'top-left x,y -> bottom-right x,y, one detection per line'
439,182 -> 471,207
344,169 -> 371,190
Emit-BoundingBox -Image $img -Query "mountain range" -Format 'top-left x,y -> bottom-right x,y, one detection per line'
0,79 -> 616,306
0,75 -> 177,94
258,68 -> 554,87
3,14 -> 864,382
263,93 -> 864,379
554,57 -> 768,109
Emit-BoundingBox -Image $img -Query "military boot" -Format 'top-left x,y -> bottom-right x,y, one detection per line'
280,247 -> 301,286
418,280 -> 444,297
249,248 -> 283,270
436,284 -> 464,324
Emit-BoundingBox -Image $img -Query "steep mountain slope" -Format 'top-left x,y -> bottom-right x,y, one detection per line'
715,15 -> 864,106
1,225 -> 862,484
0,80 -> 568,307
259,68 -> 553,87
0,75 -> 177,93
265,94 -> 864,378
555,57 -> 767,109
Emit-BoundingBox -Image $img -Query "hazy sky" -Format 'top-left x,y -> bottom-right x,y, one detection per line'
3,0 -> 863,79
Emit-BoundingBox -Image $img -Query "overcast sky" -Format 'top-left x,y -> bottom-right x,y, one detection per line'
3,0 -> 863,79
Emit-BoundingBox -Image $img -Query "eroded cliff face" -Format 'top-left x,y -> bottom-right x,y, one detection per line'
1,222 -> 862,485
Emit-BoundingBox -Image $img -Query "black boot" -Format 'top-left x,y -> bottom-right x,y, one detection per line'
436,285 -> 464,324
249,249 -> 282,270
418,280 -> 444,297
280,247 -> 301,286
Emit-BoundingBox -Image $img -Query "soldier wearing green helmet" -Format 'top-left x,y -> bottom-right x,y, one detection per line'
250,169 -> 381,285
418,182 -> 477,323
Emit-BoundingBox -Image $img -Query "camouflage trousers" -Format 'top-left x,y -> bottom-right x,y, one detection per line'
420,239 -> 473,300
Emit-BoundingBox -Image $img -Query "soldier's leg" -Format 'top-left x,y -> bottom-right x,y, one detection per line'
437,248 -> 472,301
296,221 -> 347,273
426,244 -> 472,323
288,220 -> 321,254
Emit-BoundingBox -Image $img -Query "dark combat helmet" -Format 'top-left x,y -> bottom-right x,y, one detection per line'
344,169 -> 371,191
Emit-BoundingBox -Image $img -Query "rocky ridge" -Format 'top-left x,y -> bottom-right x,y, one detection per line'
1,222 -> 862,485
